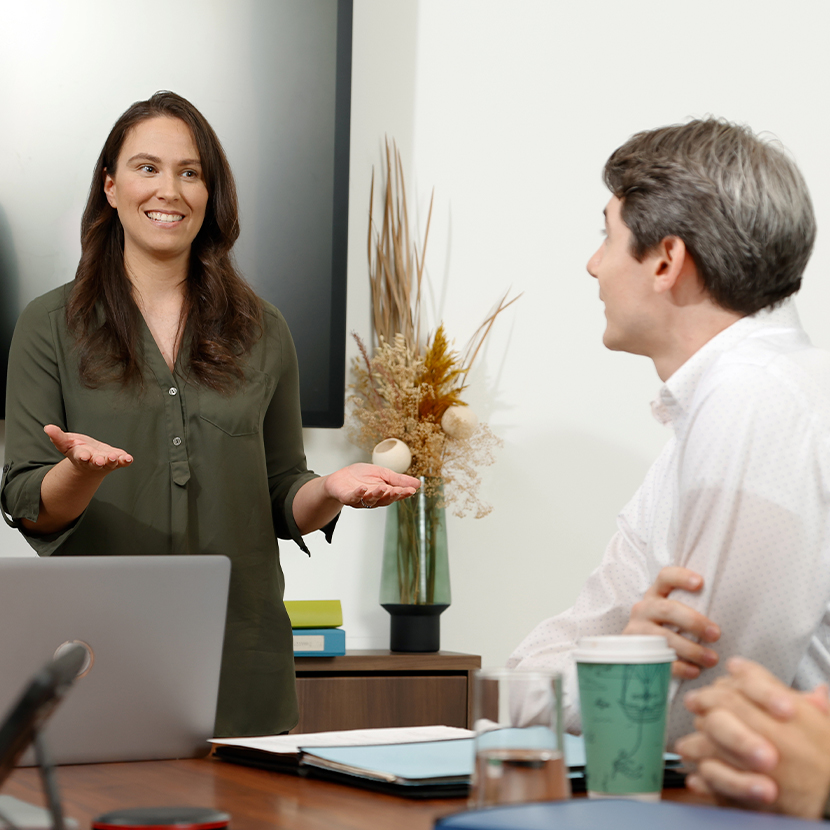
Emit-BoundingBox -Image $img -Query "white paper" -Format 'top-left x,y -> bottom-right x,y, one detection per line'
209,725 -> 474,755
0,796 -> 79,830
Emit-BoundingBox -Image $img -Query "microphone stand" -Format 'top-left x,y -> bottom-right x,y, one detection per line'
0,736 -> 62,830
33,732 -> 66,830
0,733 -> 65,830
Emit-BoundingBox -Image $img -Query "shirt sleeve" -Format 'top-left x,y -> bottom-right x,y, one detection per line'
660,363 -> 830,741
261,307 -> 339,553
506,483 -> 661,733
1,293 -> 81,555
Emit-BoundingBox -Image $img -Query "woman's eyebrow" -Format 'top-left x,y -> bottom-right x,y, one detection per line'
126,153 -> 162,165
125,153 -> 202,166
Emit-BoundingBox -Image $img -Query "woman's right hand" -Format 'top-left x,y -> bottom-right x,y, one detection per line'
20,427 -> 134,535
44,424 -> 133,474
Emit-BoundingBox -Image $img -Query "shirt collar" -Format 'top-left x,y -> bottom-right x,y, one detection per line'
650,300 -> 803,427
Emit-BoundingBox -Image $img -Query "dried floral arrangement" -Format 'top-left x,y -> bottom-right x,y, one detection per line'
349,141 -> 519,518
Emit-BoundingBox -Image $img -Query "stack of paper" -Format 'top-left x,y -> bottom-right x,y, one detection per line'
211,728 -> 683,799
211,726 -> 472,796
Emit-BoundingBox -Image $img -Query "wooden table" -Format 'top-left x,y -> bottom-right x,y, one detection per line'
3,756 -> 712,830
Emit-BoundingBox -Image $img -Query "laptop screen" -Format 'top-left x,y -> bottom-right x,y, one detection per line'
0,556 -> 230,766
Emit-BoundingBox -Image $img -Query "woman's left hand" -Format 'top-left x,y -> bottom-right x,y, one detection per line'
324,463 -> 420,509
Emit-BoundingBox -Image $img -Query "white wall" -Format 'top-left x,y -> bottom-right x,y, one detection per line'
288,0 -> 830,668
5,0 -> 830,671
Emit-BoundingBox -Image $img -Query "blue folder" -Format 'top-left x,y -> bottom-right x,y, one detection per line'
435,799 -> 826,829
217,733 -> 684,800
301,738 -> 473,784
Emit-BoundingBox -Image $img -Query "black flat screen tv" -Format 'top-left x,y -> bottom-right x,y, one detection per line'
236,0 -> 352,428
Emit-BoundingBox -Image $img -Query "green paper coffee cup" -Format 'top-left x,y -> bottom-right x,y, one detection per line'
575,636 -> 675,801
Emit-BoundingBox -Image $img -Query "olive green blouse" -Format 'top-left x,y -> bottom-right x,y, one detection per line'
1,283 -> 333,737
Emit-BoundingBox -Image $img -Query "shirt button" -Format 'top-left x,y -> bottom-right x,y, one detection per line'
172,437 -> 182,446
168,387 -> 178,396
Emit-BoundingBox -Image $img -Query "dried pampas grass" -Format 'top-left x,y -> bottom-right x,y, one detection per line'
349,140 -> 519,518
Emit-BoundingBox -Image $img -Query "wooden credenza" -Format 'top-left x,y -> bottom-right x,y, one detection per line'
292,650 -> 481,733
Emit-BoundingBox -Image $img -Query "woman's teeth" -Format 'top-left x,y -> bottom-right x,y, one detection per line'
147,212 -> 183,223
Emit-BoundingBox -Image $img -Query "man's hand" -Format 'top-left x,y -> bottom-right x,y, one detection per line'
677,657 -> 830,819
622,566 -> 720,679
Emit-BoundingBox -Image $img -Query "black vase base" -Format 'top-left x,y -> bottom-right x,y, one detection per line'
382,604 -> 449,653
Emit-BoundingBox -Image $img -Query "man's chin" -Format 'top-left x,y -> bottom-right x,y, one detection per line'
602,330 -> 625,352
602,331 -> 648,357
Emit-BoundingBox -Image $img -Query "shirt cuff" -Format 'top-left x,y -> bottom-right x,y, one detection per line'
1,462 -> 48,526
282,474 -> 341,556
1,463 -> 85,556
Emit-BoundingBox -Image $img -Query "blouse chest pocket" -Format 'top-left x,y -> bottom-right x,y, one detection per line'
198,370 -> 275,437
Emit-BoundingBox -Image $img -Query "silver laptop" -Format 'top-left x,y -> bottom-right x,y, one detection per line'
0,555 -> 230,765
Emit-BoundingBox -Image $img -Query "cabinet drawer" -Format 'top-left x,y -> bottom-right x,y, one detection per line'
294,674 -> 468,733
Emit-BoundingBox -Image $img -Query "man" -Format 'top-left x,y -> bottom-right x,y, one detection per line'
677,657 -> 830,820
508,119 -> 830,743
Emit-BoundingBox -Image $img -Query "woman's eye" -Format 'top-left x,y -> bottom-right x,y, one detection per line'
182,170 -> 198,179
140,164 -> 156,174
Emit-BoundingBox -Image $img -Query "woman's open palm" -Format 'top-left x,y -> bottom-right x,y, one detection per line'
44,424 -> 133,474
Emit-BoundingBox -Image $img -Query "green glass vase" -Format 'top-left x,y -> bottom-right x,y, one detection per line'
380,477 -> 450,652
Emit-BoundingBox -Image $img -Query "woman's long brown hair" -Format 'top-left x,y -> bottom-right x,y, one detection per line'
67,91 -> 262,391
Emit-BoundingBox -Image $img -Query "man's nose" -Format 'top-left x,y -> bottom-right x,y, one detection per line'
586,247 -> 601,278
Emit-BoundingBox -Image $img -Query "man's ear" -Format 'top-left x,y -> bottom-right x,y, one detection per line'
651,236 -> 691,295
103,170 -> 117,208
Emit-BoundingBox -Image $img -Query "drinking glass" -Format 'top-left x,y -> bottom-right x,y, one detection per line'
469,668 -> 570,808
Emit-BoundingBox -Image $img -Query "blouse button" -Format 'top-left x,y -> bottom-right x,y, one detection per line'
168,387 -> 178,396
172,437 -> 182,446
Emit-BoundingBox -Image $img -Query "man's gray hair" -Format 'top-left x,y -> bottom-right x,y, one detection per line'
603,119 -> 815,315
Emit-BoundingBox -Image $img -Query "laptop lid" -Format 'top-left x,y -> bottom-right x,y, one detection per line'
0,555 -> 230,765
0,644 -> 85,784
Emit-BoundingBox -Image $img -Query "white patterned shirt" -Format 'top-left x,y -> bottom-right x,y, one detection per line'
508,301 -> 830,743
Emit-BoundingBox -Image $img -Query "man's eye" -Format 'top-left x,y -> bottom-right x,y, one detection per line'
140,165 -> 155,174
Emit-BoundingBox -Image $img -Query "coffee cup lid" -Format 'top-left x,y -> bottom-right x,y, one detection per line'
573,635 -> 676,664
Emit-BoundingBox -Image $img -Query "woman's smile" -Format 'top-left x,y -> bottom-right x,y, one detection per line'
146,210 -> 184,225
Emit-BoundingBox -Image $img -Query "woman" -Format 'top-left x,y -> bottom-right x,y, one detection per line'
0,91 -> 418,737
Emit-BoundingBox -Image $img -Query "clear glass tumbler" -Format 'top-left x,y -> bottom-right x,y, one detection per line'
469,668 -> 570,808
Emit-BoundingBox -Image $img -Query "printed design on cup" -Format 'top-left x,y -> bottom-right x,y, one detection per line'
604,664 -> 670,785
577,663 -> 670,794
620,664 -> 669,724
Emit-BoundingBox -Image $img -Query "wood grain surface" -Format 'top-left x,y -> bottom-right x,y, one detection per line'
293,651 -> 481,732
3,755 -> 712,830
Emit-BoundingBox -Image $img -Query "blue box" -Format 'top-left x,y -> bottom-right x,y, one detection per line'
292,627 -> 346,657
